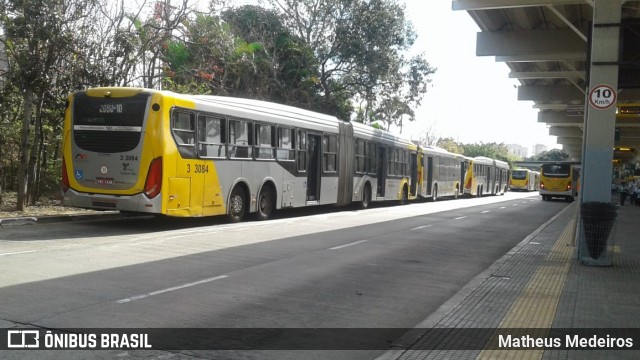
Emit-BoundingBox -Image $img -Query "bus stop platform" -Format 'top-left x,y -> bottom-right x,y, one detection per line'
378,199 -> 640,360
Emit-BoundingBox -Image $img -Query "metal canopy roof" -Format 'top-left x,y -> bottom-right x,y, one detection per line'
452,0 -> 640,164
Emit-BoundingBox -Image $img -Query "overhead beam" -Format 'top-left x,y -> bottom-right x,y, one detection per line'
549,126 -> 583,137
452,0 -> 588,11
557,137 -> 583,145
509,70 -> 586,80
538,111 -> 584,125
477,29 -> 587,60
519,85 -> 585,102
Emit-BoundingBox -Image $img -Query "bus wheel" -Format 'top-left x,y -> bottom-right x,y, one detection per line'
432,185 -> 438,202
454,188 -> 459,200
476,186 -> 482,197
256,187 -> 275,221
400,185 -> 409,205
360,184 -> 371,209
227,186 -> 247,223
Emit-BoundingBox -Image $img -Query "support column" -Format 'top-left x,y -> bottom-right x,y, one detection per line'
581,0 -> 622,203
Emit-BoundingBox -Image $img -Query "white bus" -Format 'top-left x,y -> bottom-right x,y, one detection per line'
463,156 -> 510,197
419,146 -> 466,201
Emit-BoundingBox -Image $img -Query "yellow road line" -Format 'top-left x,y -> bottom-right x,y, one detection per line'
477,214 -> 576,360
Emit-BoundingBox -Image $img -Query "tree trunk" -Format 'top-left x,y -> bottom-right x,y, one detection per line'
16,88 -> 33,211
27,94 -> 44,205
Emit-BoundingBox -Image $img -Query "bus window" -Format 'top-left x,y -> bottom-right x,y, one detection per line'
172,111 -> 195,145
297,129 -> 307,171
255,123 -> 275,159
197,115 -> 226,158
229,119 -> 252,158
355,139 -> 366,173
542,164 -> 570,177
323,134 -> 337,172
367,142 -> 377,175
277,127 -> 295,161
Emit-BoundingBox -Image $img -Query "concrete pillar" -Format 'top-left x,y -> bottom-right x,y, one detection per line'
581,0 -> 622,203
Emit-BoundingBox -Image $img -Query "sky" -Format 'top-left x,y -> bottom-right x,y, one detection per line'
201,0 -> 559,153
399,0 -> 559,152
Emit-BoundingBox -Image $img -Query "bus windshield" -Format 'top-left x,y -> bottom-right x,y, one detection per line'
511,170 -> 527,180
73,92 -> 150,153
542,164 -> 570,178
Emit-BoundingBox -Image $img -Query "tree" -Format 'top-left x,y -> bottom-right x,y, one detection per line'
416,123 -> 439,147
268,0 -> 435,122
527,148 -> 570,162
436,137 -> 464,155
1,0 -> 100,210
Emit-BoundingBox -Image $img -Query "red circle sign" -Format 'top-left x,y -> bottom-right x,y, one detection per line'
589,84 -> 617,110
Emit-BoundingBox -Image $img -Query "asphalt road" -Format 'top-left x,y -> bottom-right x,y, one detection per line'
0,192 -> 569,360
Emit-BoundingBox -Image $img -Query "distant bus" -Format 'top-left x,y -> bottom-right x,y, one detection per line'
463,156 -> 510,197
510,168 -> 540,191
539,162 -> 580,201
61,87 -> 421,222
418,146 -> 466,201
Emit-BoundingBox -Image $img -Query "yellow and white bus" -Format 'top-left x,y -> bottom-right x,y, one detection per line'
463,156 -> 510,197
539,162 -> 580,201
509,168 -> 540,191
61,87 -> 420,222
418,146 -> 466,201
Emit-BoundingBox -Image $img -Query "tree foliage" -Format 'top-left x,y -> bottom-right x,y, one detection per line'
526,148 -> 570,162
267,0 -> 435,124
0,0 -> 434,210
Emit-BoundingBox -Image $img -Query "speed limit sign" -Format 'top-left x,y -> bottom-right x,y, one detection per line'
589,84 -> 617,110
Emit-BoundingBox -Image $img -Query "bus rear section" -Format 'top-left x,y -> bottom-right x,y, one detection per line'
539,163 -> 580,201
510,169 -> 539,191
61,88 -> 166,214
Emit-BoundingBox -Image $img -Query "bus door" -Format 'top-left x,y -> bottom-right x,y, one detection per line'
460,160 -> 467,191
486,167 -> 492,193
410,152 -> 418,197
377,146 -> 387,197
306,134 -> 321,202
427,156 -> 434,195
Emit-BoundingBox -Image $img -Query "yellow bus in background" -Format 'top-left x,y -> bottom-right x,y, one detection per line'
510,168 -> 540,191
539,162 -> 581,201
463,156 -> 510,197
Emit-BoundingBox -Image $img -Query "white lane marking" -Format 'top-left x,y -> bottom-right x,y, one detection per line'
0,250 -> 37,256
481,210 -> 491,214
512,204 -> 519,206
116,275 -> 228,304
454,216 -> 467,220
411,224 -> 433,231
500,206 -> 507,209
329,240 -> 368,250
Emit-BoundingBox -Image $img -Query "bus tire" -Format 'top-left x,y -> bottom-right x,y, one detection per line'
454,187 -> 459,200
432,185 -> 438,202
360,184 -> 372,209
400,185 -> 409,205
256,185 -> 276,221
227,186 -> 247,223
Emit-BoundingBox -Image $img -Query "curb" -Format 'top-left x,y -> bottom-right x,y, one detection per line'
0,211 -> 124,226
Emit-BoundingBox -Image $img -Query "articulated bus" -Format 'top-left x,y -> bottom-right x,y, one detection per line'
418,146 -> 466,201
539,162 -> 581,201
510,168 -> 540,191
463,156 -> 510,197
61,87 -> 421,222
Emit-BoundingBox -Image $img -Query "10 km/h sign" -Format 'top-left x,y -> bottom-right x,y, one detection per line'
589,84 -> 617,110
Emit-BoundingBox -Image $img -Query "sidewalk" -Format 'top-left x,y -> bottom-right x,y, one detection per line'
380,199 -> 640,360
